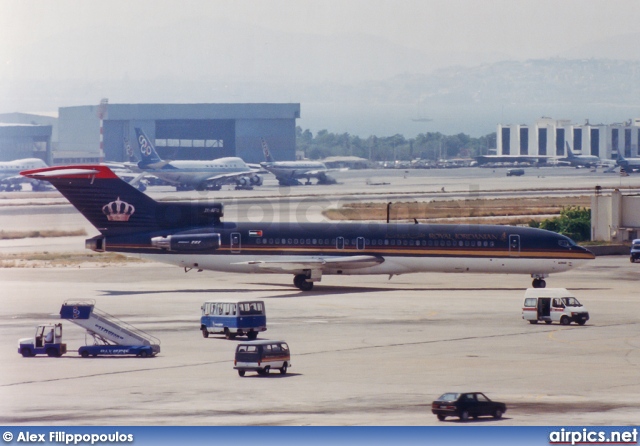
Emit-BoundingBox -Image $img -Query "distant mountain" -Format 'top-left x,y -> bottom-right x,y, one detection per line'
289,58 -> 640,135
297,58 -> 640,106
3,58 -> 640,137
558,32 -> 640,61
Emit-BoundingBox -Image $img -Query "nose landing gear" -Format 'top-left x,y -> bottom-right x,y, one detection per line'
531,275 -> 547,288
532,279 -> 546,288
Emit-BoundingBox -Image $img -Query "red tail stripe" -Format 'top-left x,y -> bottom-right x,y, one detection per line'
20,164 -> 120,180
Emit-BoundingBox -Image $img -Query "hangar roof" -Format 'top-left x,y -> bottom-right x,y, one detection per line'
61,103 -> 300,120
0,124 -> 52,137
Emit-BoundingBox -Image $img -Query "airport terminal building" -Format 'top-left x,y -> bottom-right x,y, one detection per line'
0,103 -> 300,165
497,117 -> 640,160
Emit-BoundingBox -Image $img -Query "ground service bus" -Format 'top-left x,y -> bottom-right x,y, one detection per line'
200,300 -> 266,340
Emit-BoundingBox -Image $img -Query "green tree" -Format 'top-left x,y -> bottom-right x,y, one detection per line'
294,127 -> 498,161
535,206 -> 591,242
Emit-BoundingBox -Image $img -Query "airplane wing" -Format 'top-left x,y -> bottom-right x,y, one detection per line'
125,171 -> 148,187
246,163 -> 268,173
233,255 -> 384,273
305,168 -> 348,178
203,170 -> 260,184
0,174 -> 25,183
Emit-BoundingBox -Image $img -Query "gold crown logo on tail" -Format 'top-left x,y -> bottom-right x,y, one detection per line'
102,197 -> 135,222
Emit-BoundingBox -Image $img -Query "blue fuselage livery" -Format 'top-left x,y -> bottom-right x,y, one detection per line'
21,165 -> 594,291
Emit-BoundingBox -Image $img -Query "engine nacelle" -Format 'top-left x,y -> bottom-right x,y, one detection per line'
237,177 -> 249,186
250,174 -> 263,186
151,233 -> 221,252
86,236 -> 106,252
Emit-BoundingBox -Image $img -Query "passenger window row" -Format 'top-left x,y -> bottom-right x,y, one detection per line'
254,238 -> 496,248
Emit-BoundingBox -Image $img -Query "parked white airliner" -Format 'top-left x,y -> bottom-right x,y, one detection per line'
260,138 -> 337,186
0,158 -> 49,191
135,128 -> 263,191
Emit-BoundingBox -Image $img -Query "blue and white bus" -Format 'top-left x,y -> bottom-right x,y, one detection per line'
200,300 -> 266,340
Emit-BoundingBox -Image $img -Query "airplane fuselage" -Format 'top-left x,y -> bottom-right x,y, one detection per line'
0,158 -> 48,180
260,161 -> 328,179
617,157 -> 640,169
93,221 -> 593,279
22,164 -> 595,290
142,157 -> 254,186
561,155 -> 600,167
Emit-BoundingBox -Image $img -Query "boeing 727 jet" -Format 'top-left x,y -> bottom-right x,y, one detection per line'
22,165 -> 594,290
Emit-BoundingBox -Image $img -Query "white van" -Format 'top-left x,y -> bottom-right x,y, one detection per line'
522,288 -> 589,325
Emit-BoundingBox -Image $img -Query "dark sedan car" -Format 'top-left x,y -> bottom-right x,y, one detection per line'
431,392 -> 507,421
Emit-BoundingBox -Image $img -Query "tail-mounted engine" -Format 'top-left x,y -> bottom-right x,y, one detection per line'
86,236 -> 106,252
151,232 -> 221,252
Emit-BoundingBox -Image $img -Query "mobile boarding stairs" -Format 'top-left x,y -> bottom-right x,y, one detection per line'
60,300 -> 160,357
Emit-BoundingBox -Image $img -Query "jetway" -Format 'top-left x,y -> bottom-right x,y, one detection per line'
60,300 -> 160,357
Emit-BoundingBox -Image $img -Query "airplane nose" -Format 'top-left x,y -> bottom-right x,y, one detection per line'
576,245 -> 596,259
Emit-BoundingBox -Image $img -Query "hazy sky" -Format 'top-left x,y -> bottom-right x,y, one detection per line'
3,0 -> 640,82
2,0 -> 640,135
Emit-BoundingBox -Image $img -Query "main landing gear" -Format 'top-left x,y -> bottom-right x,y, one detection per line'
293,274 -> 314,291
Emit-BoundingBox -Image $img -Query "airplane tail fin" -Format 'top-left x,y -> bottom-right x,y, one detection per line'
21,165 -> 224,238
123,134 -> 136,163
21,165 -> 161,236
261,138 -> 275,163
565,142 -> 575,158
135,127 -> 164,168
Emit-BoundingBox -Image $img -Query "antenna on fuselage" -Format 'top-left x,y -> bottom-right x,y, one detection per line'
387,202 -> 392,224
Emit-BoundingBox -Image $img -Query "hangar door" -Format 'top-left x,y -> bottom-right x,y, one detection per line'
155,120 -> 235,160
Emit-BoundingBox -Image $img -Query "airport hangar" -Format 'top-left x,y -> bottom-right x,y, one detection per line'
0,103 -> 300,165
0,113 -> 56,163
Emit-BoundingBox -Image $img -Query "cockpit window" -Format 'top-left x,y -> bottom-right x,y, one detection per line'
558,240 -> 573,248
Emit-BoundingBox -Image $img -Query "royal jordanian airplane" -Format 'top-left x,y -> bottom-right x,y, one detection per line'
21,164 -> 595,291
260,138 -> 337,186
1,158 -> 49,191
135,128 -> 263,191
